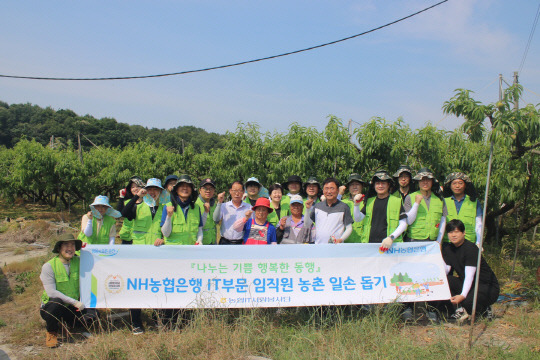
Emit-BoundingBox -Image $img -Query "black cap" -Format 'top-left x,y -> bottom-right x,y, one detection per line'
199,178 -> 216,188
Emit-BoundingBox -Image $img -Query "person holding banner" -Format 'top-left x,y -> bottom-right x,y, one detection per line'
196,178 -> 219,245
339,174 -> 367,243
403,168 -> 447,243
78,195 -> 122,245
442,172 -> 483,246
213,181 -> 251,244
121,178 -> 166,335
233,197 -> 278,245
441,219 -> 499,322
116,177 -> 145,244
276,195 -> 314,244
401,168 -> 447,322
159,175 -> 205,246
309,178 -> 353,244
353,171 -> 408,250
281,175 -> 303,206
40,233 -> 95,347
392,165 -> 415,201
267,183 -> 290,228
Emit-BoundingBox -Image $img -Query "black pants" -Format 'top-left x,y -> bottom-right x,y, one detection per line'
219,237 -> 243,245
40,298 -> 94,332
446,275 -> 499,315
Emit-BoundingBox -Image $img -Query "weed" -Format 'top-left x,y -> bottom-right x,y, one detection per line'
0,317 -> 6,327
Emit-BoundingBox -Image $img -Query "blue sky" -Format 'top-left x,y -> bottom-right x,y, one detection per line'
1,0 -> 539,134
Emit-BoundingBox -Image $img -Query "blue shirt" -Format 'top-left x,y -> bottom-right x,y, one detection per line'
451,195 -> 483,217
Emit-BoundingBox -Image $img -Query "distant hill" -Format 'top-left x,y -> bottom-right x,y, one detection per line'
0,101 -> 226,152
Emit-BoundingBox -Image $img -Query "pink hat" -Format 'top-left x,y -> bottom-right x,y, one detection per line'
252,197 -> 273,213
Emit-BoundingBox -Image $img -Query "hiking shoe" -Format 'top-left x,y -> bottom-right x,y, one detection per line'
426,311 -> 438,323
132,326 -> 144,335
450,307 -> 469,323
46,331 -> 59,348
402,307 -> 413,322
484,306 -> 494,320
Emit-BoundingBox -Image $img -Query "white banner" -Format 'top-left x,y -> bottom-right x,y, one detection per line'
80,242 -> 451,308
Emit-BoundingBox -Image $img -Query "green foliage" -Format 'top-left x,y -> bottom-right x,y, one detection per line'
0,101 -> 226,152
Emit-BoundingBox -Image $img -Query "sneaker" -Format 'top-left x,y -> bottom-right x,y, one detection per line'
450,307 -> 469,323
426,311 -> 438,323
402,307 -> 413,322
132,326 -> 144,335
45,331 -> 59,348
484,306 -> 494,320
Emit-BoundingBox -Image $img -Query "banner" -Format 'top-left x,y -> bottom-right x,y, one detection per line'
80,242 -> 451,308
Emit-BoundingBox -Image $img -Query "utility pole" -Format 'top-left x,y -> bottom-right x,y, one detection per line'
513,71 -> 519,110
78,133 -> 84,165
468,74 -> 501,348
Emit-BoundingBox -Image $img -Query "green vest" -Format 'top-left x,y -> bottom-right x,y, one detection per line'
118,199 -> 133,241
78,215 -> 116,245
444,195 -> 477,243
164,201 -> 201,245
132,203 -> 164,245
361,195 -> 403,243
41,256 -> 80,304
195,198 -> 217,245
342,198 -> 363,243
407,192 -> 443,240
267,202 -> 290,227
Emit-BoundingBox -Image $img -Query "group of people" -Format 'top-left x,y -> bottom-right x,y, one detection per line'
39,167 -> 499,347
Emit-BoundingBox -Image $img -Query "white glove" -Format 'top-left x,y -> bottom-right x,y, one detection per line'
74,301 -> 85,311
380,236 -> 394,252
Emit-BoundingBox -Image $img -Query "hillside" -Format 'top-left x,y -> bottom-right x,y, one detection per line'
0,101 -> 226,152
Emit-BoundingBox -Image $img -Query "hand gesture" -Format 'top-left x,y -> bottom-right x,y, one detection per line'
217,192 -> 226,203
87,211 -> 93,220
166,205 -> 174,217
379,236 -> 394,252
320,195 -> 326,202
353,194 -> 364,204
305,198 -> 314,209
119,188 -> 126,198
245,210 -> 253,219
279,217 -> 287,230
338,185 -> 346,196
203,202 -> 210,213
415,194 -> 423,204
154,238 -> 165,247
137,188 -> 147,197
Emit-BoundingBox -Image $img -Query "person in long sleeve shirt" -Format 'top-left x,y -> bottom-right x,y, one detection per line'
403,168 -> 447,243
441,219 -> 499,321
40,234 -> 95,347
353,171 -> 407,251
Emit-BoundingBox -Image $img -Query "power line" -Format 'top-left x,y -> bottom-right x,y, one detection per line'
0,0 -> 448,81
518,2 -> 540,74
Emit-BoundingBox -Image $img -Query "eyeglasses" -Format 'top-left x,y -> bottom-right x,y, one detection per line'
230,189 -> 244,193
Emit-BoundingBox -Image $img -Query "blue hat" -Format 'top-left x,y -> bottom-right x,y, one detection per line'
245,177 -> 262,188
90,195 -> 122,219
289,195 -> 304,205
145,178 -> 164,190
